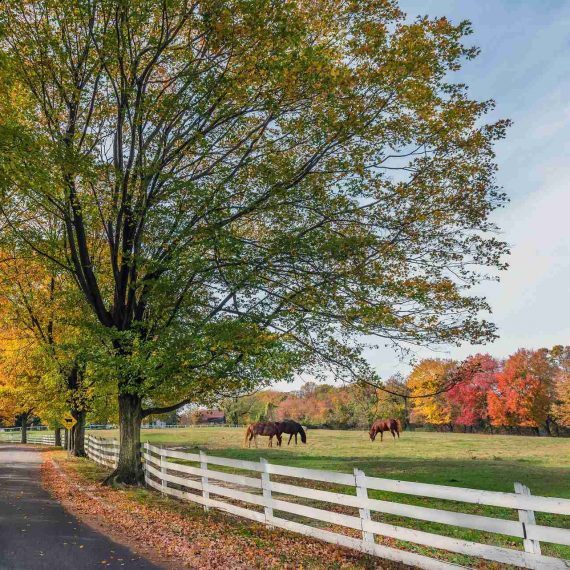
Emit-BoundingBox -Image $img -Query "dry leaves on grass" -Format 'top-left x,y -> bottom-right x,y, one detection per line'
41,453 -> 404,570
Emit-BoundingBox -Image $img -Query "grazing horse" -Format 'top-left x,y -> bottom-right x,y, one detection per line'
244,422 -> 283,448
276,420 -> 307,445
369,419 -> 400,442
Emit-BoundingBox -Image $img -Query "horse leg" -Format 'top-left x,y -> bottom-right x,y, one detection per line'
392,429 -> 396,440
269,436 -> 273,448
380,430 -> 383,442
295,433 -> 298,445
254,434 -> 258,448
288,433 -> 293,445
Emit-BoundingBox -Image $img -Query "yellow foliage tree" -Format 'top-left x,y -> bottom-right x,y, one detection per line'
0,332 -> 43,441
552,372 -> 570,427
407,359 -> 456,429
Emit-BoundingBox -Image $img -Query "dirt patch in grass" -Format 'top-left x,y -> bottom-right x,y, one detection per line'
41,451 -> 407,570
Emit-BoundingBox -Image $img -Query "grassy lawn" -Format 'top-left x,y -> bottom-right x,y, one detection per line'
89,427 -> 570,566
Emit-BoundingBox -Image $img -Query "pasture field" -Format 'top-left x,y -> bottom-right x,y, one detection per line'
93,427 -> 570,497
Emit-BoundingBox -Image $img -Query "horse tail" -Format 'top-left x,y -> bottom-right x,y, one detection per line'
299,425 -> 307,444
244,425 -> 252,446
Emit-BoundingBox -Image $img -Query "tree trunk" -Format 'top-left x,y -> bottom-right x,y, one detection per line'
103,393 -> 144,486
21,419 -> 27,444
54,427 -> 62,447
70,409 -> 87,457
544,416 -> 554,437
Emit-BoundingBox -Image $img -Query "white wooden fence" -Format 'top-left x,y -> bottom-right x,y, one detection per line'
0,430 -> 56,445
83,435 -> 570,570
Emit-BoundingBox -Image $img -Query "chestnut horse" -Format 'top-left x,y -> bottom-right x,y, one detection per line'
369,419 -> 400,442
244,422 -> 283,448
276,420 -> 307,445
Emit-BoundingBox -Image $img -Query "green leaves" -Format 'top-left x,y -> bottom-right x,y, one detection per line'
0,0 -> 509,413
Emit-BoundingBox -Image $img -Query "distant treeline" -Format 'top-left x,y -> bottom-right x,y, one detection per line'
211,346 -> 570,436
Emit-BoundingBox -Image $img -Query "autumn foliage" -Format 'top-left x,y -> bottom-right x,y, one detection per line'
215,347 -> 570,436
447,354 -> 498,428
408,348 -> 569,434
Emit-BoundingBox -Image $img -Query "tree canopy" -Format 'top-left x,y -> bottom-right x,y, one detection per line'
0,0 -> 509,483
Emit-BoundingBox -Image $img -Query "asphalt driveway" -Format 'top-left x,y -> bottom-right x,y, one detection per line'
0,444 -> 160,570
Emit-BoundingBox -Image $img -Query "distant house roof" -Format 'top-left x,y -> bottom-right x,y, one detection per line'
198,410 -> 225,421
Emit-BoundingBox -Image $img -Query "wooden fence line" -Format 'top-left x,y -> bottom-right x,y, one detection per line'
80,435 -> 570,570
3,431 -> 569,569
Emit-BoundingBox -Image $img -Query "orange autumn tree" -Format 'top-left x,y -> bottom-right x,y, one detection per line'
487,349 -> 557,432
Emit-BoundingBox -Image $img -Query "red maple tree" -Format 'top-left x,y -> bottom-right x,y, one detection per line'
447,354 -> 498,427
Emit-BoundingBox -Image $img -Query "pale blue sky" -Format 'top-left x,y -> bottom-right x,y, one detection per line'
274,1 -> 570,389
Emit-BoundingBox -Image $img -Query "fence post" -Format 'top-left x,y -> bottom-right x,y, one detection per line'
354,468 -> 374,546
143,441 -> 149,482
160,446 -> 168,495
514,482 -> 541,555
200,450 -> 210,512
260,458 -> 273,528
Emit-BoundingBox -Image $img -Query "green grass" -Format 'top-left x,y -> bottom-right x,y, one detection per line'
89,427 -> 570,565
93,427 -> 570,495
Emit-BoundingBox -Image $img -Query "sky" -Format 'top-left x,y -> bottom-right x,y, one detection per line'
273,0 -> 570,390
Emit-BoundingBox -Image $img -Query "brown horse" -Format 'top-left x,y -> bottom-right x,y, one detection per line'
244,422 -> 283,448
369,419 -> 400,442
276,420 -> 307,445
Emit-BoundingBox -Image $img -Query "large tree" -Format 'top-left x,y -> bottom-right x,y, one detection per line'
446,353 -> 497,430
407,358 -> 457,429
0,0 -> 509,483
0,244 -> 97,455
488,349 -> 557,433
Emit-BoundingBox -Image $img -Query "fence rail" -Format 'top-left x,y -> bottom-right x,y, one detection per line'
82,435 -> 570,570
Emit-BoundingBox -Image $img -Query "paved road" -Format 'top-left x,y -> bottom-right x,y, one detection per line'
0,444 -> 160,570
